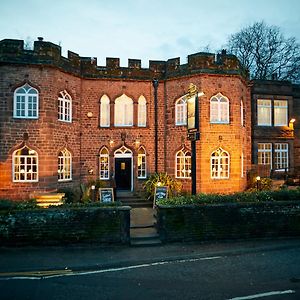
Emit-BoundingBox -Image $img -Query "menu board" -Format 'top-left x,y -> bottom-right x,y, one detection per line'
99,188 -> 114,203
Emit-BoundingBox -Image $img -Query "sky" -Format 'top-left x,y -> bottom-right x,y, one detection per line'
0,0 -> 300,67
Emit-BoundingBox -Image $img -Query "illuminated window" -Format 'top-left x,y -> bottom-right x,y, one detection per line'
241,100 -> 244,126
274,100 -> 288,126
99,147 -> 109,180
13,146 -> 38,182
257,99 -> 271,126
137,146 -> 146,178
258,143 -> 272,169
211,147 -> 230,179
175,95 -> 187,126
58,148 -> 72,181
138,96 -> 147,127
210,93 -> 229,124
114,94 -> 133,126
241,152 -> 244,178
275,143 -> 288,170
14,83 -> 38,118
58,90 -> 72,122
100,95 -> 110,127
175,149 -> 191,178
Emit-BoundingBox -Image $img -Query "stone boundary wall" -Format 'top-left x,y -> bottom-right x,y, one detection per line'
0,206 -> 131,246
157,201 -> 300,242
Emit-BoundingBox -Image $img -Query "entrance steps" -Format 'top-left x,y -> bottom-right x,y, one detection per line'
130,207 -> 161,247
116,191 -> 153,208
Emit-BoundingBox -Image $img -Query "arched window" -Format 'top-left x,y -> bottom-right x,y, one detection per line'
58,148 -> 72,181
241,100 -> 244,126
137,146 -> 146,178
210,93 -> 229,124
58,90 -> 72,122
175,95 -> 187,125
175,149 -> 191,178
13,146 -> 38,182
211,147 -> 230,179
99,147 -> 109,180
100,95 -> 110,127
138,96 -> 147,127
114,94 -> 133,126
14,83 -> 39,118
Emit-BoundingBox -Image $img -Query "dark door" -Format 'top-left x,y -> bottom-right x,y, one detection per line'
115,158 -> 132,190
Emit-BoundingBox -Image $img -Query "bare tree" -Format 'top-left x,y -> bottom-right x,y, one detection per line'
226,21 -> 300,82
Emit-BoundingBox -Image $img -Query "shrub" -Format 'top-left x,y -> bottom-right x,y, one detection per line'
143,173 -> 182,200
0,199 -> 37,211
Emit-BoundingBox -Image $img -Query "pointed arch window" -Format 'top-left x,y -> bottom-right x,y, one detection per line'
100,95 -> 110,127
114,94 -> 133,126
211,147 -> 230,179
138,96 -> 147,127
58,90 -> 72,122
99,147 -> 110,180
210,93 -> 229,124
14,83 -> 39,118
137,146 -> 147,178
13,146 -> 38,182
58,148 -> 72,181
175,149 -> 191,178
175,95 -> 187,125
241,100 -> 244,126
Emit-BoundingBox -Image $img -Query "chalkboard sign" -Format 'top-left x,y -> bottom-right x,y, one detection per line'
154,186 -> 168,206
99,188 -> 114,203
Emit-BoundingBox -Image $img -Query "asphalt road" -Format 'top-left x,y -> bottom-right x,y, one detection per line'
0,239 -> 300,300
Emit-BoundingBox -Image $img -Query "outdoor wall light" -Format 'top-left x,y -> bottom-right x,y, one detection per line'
289,118 -> 296,129
135,139 -> 140,147
256,176 -> 261,190
87,112 -> 93,118
109,140 -> 114,146
88,168 -> 94,174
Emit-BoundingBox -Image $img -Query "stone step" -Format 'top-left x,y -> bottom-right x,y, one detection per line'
130,238 -> 162,247
130,230 -> 162,246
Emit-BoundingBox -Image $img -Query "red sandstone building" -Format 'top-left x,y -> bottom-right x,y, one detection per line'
0,38 -> 298,200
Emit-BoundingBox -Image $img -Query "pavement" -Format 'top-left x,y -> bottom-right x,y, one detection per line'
1,238 -> 300,277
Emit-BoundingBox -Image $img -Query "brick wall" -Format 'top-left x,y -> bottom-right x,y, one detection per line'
0,206 -> 130,245
157,202 -> 300,242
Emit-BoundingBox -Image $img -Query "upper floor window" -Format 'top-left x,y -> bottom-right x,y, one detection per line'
99,147 -> 109,180
58,148 -> 72,181
14,84 -> 38,119
58,90 -> 72,122
138,96 -> 147,127
257,99 -> 271,126
100,95 -> 110,127
258,143 -> 272,168
175,96 -> 187,126
13,146 -> 38,182
211,147 -> 230,179
210,93 -> 229,124
274,143 -> 288,170
175,149 -> 191,178
114,94 -> 133,126
274,100 -> 288,126
137,146 -> 147,178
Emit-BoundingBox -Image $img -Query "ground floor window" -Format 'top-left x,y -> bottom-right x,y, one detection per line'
58,148 -> 72,181
13,146 -> 38,182
99,147 -> 109,180
258,143 -> 272,168
137,146 -> 146,178
274,143 -> 288,170
211,147 -> 229,179
175,149 -> 191,178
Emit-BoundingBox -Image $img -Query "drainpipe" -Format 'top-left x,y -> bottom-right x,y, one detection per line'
153,79 -> 159,173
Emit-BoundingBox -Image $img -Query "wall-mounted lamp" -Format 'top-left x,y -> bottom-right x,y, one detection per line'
88,168 -> 94,175
135,139 -> 140,147
87,112 -> 93,118
109,140 -> 114,147
289,118 -> 296,129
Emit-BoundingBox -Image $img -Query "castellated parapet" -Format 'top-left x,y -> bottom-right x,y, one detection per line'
0,38 -> 249,80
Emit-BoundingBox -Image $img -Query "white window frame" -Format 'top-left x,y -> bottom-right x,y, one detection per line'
210,147 -> 230,179
58,148 -> 72,181
175,95 -> 187,126
274,143 -> 289,171
138,95 -> 147,127
257,99 -> 271,126
114,94 -> 133,127
137,146 -> 147,178
210,93 -> 229,124
274,100 -> 288,126
257,143 -> 272,169
13,146 -> 38,182
241,100 -> 244,126
58,90 -> 72,123
175,149 -> 191,179
241,152 -> 244,178
100,95 -> 110,127
13,83 -> 39,119
99,147 -> 110,180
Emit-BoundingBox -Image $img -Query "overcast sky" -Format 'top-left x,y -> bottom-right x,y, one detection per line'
1,0 -> 299,67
